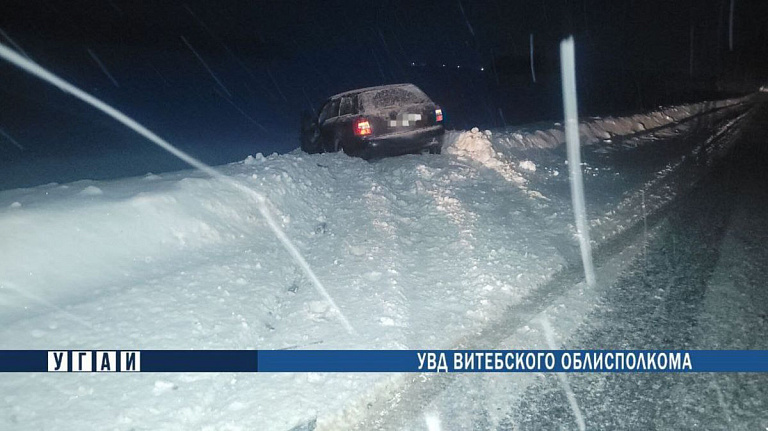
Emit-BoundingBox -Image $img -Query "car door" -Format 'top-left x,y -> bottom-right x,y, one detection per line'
318,98 -> 340,151
335,95 -> 359,150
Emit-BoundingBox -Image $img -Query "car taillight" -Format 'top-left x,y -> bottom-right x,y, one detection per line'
355,118 -> 372,136
435,108 -> 443,122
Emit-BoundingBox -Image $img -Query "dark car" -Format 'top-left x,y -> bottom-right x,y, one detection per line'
300,83 -> 445,159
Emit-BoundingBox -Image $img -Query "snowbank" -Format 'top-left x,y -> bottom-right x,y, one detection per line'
0,148 -> 564,430
0,93 -> 754,430
490,95 -> 751,150
0,174 -> 272,312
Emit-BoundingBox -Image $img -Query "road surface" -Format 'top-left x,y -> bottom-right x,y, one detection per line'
368,99 -> 768,430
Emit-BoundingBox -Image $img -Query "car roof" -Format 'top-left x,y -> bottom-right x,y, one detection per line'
329,83 -> 418,99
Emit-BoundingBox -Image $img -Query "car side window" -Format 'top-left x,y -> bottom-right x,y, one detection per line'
317,101 -> 330,124
339,96 -> 356,116
318,99 -> 340,124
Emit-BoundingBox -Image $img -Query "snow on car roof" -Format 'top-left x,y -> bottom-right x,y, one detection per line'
329,83 -> 418,99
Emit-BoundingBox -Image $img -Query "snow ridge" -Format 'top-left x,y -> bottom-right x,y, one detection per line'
491,96 -> 750,150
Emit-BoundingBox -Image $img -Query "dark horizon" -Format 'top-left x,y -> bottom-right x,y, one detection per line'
1,0 -> 766,189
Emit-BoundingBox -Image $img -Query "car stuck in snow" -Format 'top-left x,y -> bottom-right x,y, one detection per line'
300,83 -> 445,159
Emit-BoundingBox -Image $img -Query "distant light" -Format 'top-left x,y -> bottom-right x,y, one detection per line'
411,62 -> 415,66
457,65 -> 460,69
480,67 -> 484,71
442,64 -> 446,67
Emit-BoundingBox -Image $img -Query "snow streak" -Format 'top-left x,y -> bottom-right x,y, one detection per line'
214,87 -> 269,133
539,316 -> 586,431
529,33 -> 537,83
2,280 -> 94,330
87,48 -> 120,88
560,37 -> 596,287
180,35 -> 232,98
457,0 -> 475,37
729,0 -> 735,51
0,127 -> 24,150
0,42 -> 356,335
0,27 -> 30,59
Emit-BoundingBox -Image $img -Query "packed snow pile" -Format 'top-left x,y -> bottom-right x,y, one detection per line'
445,127 -> 525,184
0,147 -> 565,430
492,95 -> 752,150
446,127 -> 497,162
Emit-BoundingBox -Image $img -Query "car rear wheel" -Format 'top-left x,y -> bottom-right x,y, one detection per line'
323,137 -> 342,153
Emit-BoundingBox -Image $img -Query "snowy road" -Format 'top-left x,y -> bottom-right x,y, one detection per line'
0,95 -> 762,430
501,102 -> 768,430
377,99 -> 768,430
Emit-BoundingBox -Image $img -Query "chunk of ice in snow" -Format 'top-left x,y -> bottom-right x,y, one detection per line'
243,153 -> 266,165
307,301 -> 332,320
519,160 -> 537,172
9,201 -> 21,208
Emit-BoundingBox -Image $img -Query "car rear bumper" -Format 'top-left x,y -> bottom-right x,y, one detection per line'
354,125 -> 445,159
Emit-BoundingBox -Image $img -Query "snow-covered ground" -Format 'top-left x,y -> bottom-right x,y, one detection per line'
0,95 -> 757,430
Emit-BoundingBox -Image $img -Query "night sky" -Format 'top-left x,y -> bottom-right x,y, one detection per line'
1,0 -> 766,188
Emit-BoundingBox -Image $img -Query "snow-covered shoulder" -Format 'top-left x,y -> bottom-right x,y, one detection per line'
0,93 -> 755,430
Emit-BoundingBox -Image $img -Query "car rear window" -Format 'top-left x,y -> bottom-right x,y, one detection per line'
359,85 -> 430,112
339,96 -> 357,116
